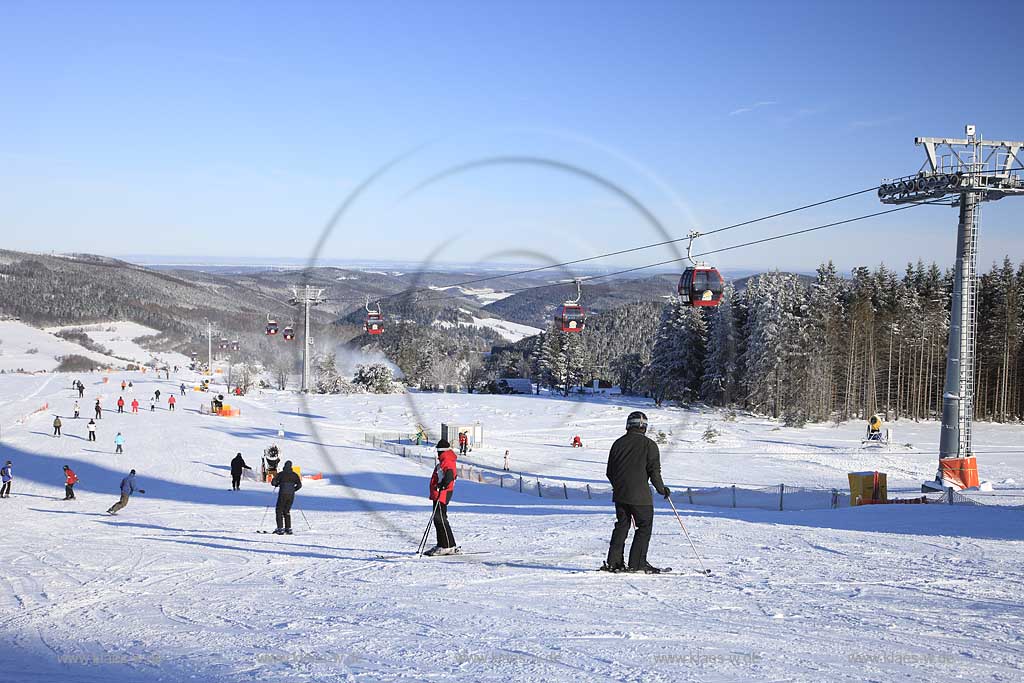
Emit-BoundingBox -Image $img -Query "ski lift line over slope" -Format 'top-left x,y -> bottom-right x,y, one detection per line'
408,200 -> 944,305
378,183 -> 885,302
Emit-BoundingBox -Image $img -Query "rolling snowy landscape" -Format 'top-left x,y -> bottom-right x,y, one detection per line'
1,366 -> 1022,682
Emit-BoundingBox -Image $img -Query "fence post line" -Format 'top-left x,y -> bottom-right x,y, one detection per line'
731,484 -> 736,508
537,480 -> 542,498
778,483 -> 785,511
563,483 -> 569,500
687,487 -> 693,504
519,476 -> 523,493
586,484 -> 591,499
500,476 -> 504,489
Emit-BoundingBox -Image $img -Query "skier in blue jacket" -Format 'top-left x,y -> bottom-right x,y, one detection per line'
107,469 -> 144,515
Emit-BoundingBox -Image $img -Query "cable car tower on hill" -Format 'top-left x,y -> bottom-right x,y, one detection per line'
289,285 -> 327,393
878,125 -> 1024,491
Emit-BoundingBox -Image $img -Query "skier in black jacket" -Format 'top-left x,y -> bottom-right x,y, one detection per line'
230,453 -> 252,491
270,461 -> 302,535
602,411 -> 671,574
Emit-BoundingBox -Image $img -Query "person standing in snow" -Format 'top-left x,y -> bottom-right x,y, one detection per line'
0,461 -> 12,498
503,450 -> 510,472
270,461 -> 302,534
114,432 -> 125,454
180,383 -> 186,396
458,431 -> 468,456
130,398 -> 139,414
572,435 -> 583,448
602,411 -> 671,574
77,382 -> 85,399
230,452 -> 252,491
53,415 -> 62,437
167,395 -> 176,411
116,396 -> 125,414
94,398 -> 102,419
63,465 -> 78,500
423,439 -> 459,556
149,398 -> 155,412
73,401 -> 80,419
87,418 -> 97,441
107,469 -> 144,514
154,389 -> 161,402
121,380 -> 126,391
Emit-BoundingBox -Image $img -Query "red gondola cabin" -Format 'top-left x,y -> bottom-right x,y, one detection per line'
559,304 -> 586,332
365,312 -> 384,335
678,267 -> 724,307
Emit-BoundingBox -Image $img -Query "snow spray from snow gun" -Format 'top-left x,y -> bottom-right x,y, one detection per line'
666,496 -> 712,576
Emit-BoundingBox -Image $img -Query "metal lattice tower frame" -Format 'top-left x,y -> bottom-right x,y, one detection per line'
289,286 -> 327,393
879,125 -> 1024,469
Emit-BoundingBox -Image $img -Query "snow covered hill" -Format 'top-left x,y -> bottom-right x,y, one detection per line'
1,373 -> 1022,682
0,320 -> 123,372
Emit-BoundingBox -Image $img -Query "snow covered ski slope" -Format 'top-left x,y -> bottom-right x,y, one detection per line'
1,372 -> 1022,682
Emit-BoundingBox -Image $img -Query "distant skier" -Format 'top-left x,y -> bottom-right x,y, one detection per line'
423,439 -> 459,556
230,452 -> 252,491
121,380 -> 126,391
116,396 -> 125,414
106,469 -> 144,515
572,435 -> 583,448
114,432 -> 125,454
53,415 -> 62,437
503,450 -> 510,472
180,383 -> 186,396
167,395 -> 176,411
601,412 -> 671,574
73,401 -> 80,419
77,382 -> 85,398
458,431 -> 468,456
154,389 -> 161,402
149,399 -> 155,412
87,418 -> 97,441
63,465 -> 78,500
0,461 -> 12,498
270,461 -> 302,534
94,399 -> 102,419
130,398 -> 139,414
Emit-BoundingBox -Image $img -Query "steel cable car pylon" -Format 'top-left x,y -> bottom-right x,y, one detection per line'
878,124 -> 1024,491
678,231 -> 725,307
558,278 -> 586,332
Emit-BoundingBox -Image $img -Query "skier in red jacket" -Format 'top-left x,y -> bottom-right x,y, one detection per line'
117,396 -> 125,414
572,435 -> 583,448
458,431 -> 468,456
130,398 -> 139,414
424,439 -> 459,556
63,465 -> 78,500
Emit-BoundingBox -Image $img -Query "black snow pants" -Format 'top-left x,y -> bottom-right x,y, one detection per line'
607,502 -> 654,570
276,493 -> 295,530
433,501 -> 455,548
231,472 -> 241,490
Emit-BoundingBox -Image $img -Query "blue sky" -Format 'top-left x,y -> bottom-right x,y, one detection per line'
2,0 -> 1022,274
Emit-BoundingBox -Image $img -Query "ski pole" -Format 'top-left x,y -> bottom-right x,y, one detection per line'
260,504 -> 270,530
296,505 -> 312,531
666,496 -> 712,576
417,500 -> 439,557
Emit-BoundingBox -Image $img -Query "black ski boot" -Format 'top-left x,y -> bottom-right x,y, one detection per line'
272,528 -> 285,535
600,561 -> 628,573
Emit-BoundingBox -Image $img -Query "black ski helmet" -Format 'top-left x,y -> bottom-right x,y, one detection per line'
626,411 -> 649,431
436,439 -> 451,451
